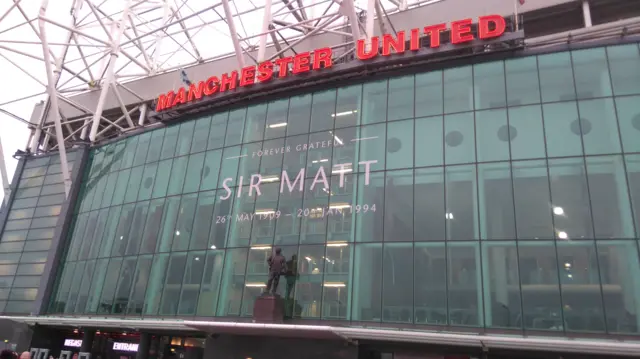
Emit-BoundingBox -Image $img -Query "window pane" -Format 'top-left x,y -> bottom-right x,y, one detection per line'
264,99 -> 289,139
626,155 -> 640,235
10,288 -> 38,301
27,228 -> 54,241
24,239 -> 52,252
20,251 -> 48,263
415,116 -> 443,167
382,243 -> 413,323
152,159 -> 172,198
352,243 -> 382,321
414,168 -> 445,241
226,109 -> 246,147
0,265 -> 17,276
275,176 -> 303,246
607,44 -> 640,96
483,242 -> 522,329
160,126 -> 179,160
300,179 -> 328,245
12,276 -> 40,288
137,163 -> 158,201
446,164 -> 478,241
97,258 -> 123,314
310,90 -> 336,132
172,194 -> 199,251
127,255 -> 153,315
242,246 -> 276,316
207,112 -> 228,150
144,253 -> 169,315
476,109 -> 509,162
139,198 -> 165,254
178,251 -> 206,315
111,168 -> 131,206
12,197 -> 38,209
388,76 -> 414,121
34,205 -> 62,218
98,206 -> 122,257
414,242 -> 446,325
19,176 -> 44,189
444,112 -> 475,165
111,204 -> 135,256
167,156 -> 188,196
358,123 -> 386,172
578,98 -> 621,155
474,61 -> 506,109
415,71 -> 443,117
384,170 -> 413,242
192,117 -> 211,154
586,156 -> 635,238
17,263 -> 44,276
260,138 -> 285,178
85,258 -> 108,313
444,66 -> 472,113
386,119 -> 413,169
183,152 -> 206,193
512,160 -> 553,239
146,128 -> 165,163
219,146 -> 241,188
51,262 -> 74,312
2,231 -> 27,242
244,103 -> 267,143
508,105 -> 546,160
190,191 -> 216,250
538,52 -> 576,102
543,102 -> 583,157
251,183 -> 278,246
133,133 -> 151,167
327,172 -> 357,243
335,85 -> 361,128
160,252 -> 187,315
505,57 -> 540,106
287,94 -> 311,136
0,241 -> 24,253
556,240 -> 606,332
597,240 -> 640,334
217,248 -> 248,316
479,162 -> 516,240
572,47 -> 612,99
74,260 -> 95,313
210,190 -> 235,249
548,158 -> 593,240
200,149 -> 222,192
292,245 -> 324,318
615,96 -> 640,153
362,80 -> 387,124
322,243 -> 352,320
448,242 -> 483,326
306,132 -> 333,179
355,172 -> 384,242
125,201 -> 149,255
197,250 -> 225,316
237,143 -> 262,186
176,121 -> 196,157
334,126 -> 360,176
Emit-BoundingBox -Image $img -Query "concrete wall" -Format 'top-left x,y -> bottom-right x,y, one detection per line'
36,0 -> 577,123
203,335 -> 358,359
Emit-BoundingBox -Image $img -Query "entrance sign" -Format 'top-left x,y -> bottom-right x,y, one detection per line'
63,339 -> 82,347
155,15 -> 506,112
113,343 -> 139,352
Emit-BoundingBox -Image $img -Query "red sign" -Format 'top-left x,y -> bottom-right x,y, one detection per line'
155,15 -> 505,112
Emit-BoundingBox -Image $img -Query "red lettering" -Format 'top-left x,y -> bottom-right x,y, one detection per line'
156,93 -> 170,112
382,31 -> 405,56
451,19 -> 474,44
204,76 -> 219,96
172,87 -> 186,107
188,82 -> 205,101
293,52 -> 311,74
240,66 -> 256,87
219,71 -> 238,92
313,47 -> 332,70
257,61 -> 274,82
479,15 -> 506,39
410,28 -> 420,51
274,57 -> 293,77
423,23 -> 447,48
356,38 -> 379,60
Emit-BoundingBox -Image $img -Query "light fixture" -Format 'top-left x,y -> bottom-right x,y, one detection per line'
175,230 -> 180,236
327,242 -> 348,247
312,159 -> 329,164
553,206 -> 564,215
245,283 -> 267,287
73,329 -> 78,334
122,332 -> 127,336
329,131 -> 344,145
255,210 -> 275,215
305,256 -> 312,261
261,176 -> 280,182
324,282 -> 346,287
251,245 -> 272,250
119,236 -> 123,240
268,122 -> 287,128
446,212 -> 454,220
332,168 -> 352,174
96,331 -> 101,335
195,257 -> 200,261
330,110 -> 358,117
558,231 -> 568,239
567,274 -> 573,278
329,203 -> 351,210
564,262 -> 571,268
210,245 -> 217,249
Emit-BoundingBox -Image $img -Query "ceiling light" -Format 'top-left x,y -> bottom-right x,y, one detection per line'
329,204 -> 351,209
327,242 -> 348,247
268,122 -> 287,128
210,245 -> 217,249
305,256 -> 312,261
261,176 -> 279,182
446,212 -> 454,220
245,283 -> 267,287
564,262 -> 571,268
255,210 -> 275,215
195,257 -> 200,261
175,230 -> 180,236
251,245 -> 272,250
330,110 -> 358,117
553,206 -> 564,215
324,282 -> 346,287
558,231 -> 568,239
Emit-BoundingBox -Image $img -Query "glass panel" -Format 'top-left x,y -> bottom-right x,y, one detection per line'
127,254 -> 152,315
474,61 -> 506,109
24,156 -> 50,168
0,276 -> 14,289
305,132 -> 333,180
208,112 -> 228,150
508,105 -> 546,160
505,57 -> 540,106
476,109 -> 509,162
24,239 -> 52,252
446,164 -> 478,240
111,168 -> 131,206
327,172 -> 357,244
159,252 -> 187,315
137,163 -> 158,201
444,66 -> 472,113
578,98 -> 621,155
388,76 -> 414,121
100,172 -> 119,207
17,263 -> 44,276
616,96 -> 640,153
310,90 -> 336,132
626,155 -> 640,235
483,242 -> 522,329
415,71 -> 443,117
2,231 -> 27,242
125,201 -> 149,255
20,251 -> 48,263
217,248 -> 248,316
415,116 -> 443,167
355,172 -> 384,242
191,117 -> 211,154
274,172 -> 303,246
144,253 -> 169,315
172,194 -> 198,251
414,168 -> 445,241
556,240 -> 606,332
190,191 -> 216,250
512,160 -> 553,240
200,149 -> 222,192
210,190 -> 235,249
352,243 -> 382,321
572,47 -> 612,99
362,80 -> 387,124
160,126 -> 179,160
607,44 -> 640,96
264,99 -> 289,139
386,119 -> 413,170
85,258 -> 108,313
133,132 -> 151,167
11,276 -> 40,288
0,241 -> 25,253
120,136 -> 139,169
597,240 -> 640,334
225,108 -> 246,147
112,256 -> 136,314
219,146 -> 241,188
34,205 -> 62,218
97,258 -> 122,314
74,260 -> 95,313
98,206 -> 122,257
259,138 -> 285,178
287,94 -> 312,136
0,265 -> 17,276
183,152 -> 206,193
14,187 -> 40,199
12,197 -> 38,209
542,102 -> 583,157
479,162 -> 516,240
335,85 -> 361,128
27,228 -> 54,241
10,289 -> 38,301
40,183 -> 65,196
196,250 -> 225,316
146,128 -> 165,163
166,156 -> 188,196
139,198 -> 165,254
448,242 -> 483,326
384,170 -> 413,242
29,217 -> 58,229
237,143 -> 262,186
382,243 -> 413,323
322,243 -> 352,320
244,104 -> 267,143
19,176 -> 44,188
242,246 -> 275,316
4,301 -> 33,313
291,245 -> 322,318
444,112 -> 475,165
358,123 -> 386,172
548,158 -> 593,240
414,242 -> 447,325
152,159 -> 172,198
176,121 -> 196,157
538,52 -> 576,102
111,204 -> 135,256
251,183 -> 279,246
21,167 -> 46,178
178,251 -> 206,315
586,156 -> 635,239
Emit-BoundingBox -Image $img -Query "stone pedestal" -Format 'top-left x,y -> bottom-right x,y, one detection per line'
253,294 -> 285,323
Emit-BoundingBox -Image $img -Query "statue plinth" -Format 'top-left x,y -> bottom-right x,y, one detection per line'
253,294 -> 285,323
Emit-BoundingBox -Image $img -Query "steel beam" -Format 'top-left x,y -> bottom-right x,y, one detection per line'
221,0 -> 246,68
257,0 -> 273,62
0,136 -> 10,205
340,0 -> 361,40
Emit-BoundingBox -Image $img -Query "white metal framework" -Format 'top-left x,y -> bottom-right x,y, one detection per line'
0,0 -> 440,198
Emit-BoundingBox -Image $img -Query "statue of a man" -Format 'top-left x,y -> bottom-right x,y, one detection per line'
266,247 -> 287,295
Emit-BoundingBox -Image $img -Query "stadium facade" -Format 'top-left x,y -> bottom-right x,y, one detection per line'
1,0 -> 640,358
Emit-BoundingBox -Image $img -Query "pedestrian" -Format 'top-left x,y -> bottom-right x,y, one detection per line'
0,350 -> 15,359
19,352 -> 30,359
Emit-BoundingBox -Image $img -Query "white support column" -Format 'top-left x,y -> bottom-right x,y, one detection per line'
366,0 -> 375,46
0,136 -> 10,204
138,104 -> 147,126
152,0 -> 171,74
221,0 -> 246,68
341,0 -> 362,41
257,0 -> 272,63
583,0 -> 592,28
39,0 -> 72,197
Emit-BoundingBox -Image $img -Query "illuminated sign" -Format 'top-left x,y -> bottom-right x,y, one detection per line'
64,339 -> 82,347
155,15 -> 506,112
113,343 -> 139,352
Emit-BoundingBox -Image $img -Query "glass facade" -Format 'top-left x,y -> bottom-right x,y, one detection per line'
48,43 -> 640,335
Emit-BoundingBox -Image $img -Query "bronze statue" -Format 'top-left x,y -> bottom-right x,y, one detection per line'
266,247 -> 287,295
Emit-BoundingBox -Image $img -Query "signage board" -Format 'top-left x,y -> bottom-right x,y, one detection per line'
113,343 -> 139,352
155,15 -> 506,112
64,339 -> 82,347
